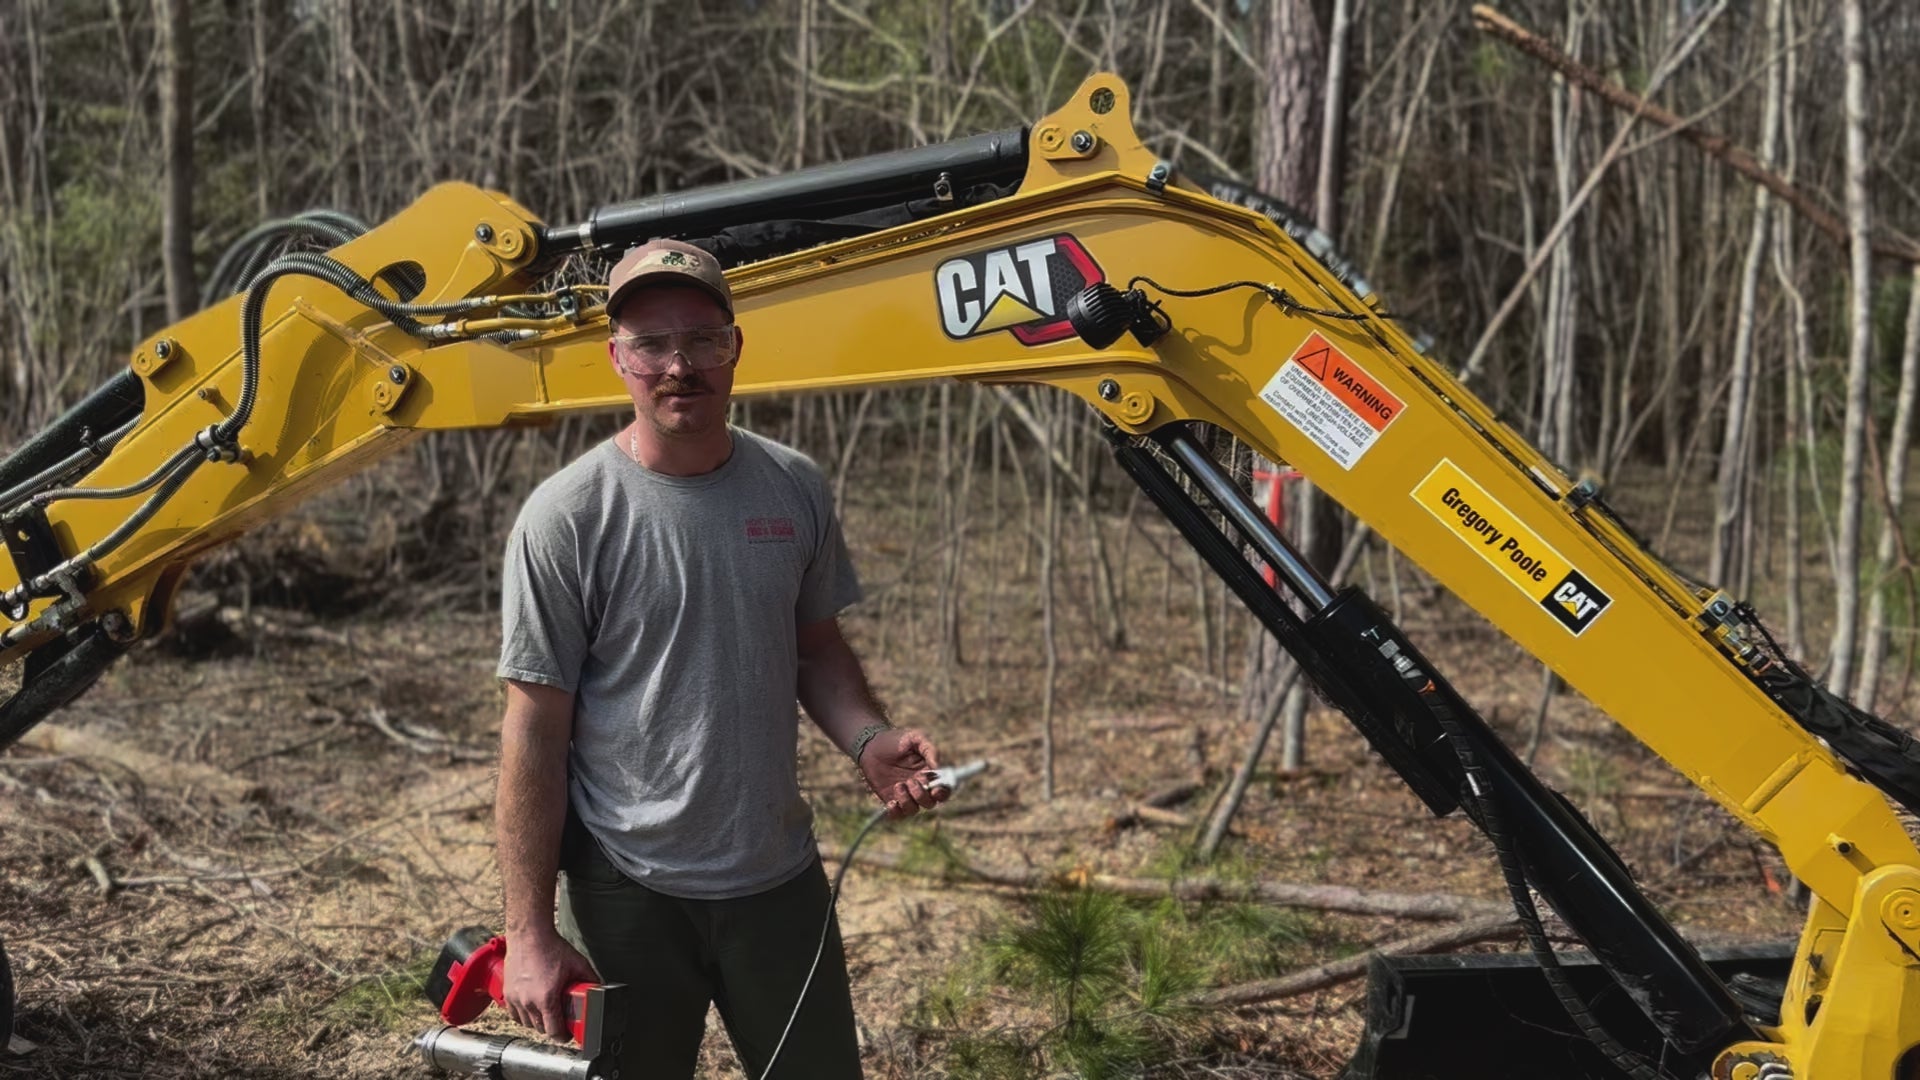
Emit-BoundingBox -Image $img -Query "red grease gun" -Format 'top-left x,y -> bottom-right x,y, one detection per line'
414,762 -> 988,1079
415,926 -> 628,1080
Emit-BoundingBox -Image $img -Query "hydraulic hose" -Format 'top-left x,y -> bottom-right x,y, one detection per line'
0,416 -> 138,517
226,222 -> 360,301
8,246 -> 495,607
0,371 -> 144,501
0,450 -> 206,618
1435,706 -> 1672,1080
225,252 -> 435,442
201,210 -> 372,308
81,452 -> 205,562
18,441 -> 199,511
5,249 -> 441,617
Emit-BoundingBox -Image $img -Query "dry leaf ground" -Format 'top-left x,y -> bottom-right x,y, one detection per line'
0,455 -> 1830,1078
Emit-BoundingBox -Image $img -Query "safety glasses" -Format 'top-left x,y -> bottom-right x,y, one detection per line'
611,325 -> 738,375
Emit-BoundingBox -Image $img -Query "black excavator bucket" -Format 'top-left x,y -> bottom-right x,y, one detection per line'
1341,942 -> 1795,1080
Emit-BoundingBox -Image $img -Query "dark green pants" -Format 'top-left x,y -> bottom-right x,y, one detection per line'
557,817 -> 863,1080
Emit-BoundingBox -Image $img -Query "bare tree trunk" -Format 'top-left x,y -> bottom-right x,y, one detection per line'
1709,0 -> 1783,587
326,0 -> 355,208
1039,394 -> 1060,802
1659,148 -> 1686,481
1258,0 -> 1325,210
1781,291 -> 1807,658
1312,0 -> 1352,234
1537,10 -> 1583,464
1773,11 -> 1814,661
1253,0 -> 1342,772
1201,667 -> 1301,858
248,0 -> 270,217
937,383 -> 959,677
1365,12 -> 1445,273
793,0 -> 812,168
155,0 -> 195,321
1828,0 -> 1873,694
1855,270 -> 1920,709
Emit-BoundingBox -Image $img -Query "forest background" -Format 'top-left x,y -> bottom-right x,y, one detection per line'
4,0 -> 1920,1077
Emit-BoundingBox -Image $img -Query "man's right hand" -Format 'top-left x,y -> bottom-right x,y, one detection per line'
502,928 -> 600,1041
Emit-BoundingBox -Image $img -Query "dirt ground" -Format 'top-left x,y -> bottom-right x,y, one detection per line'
0,452 -> 1822,1079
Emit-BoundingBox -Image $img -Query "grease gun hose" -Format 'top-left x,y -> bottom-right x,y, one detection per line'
759,760 -> 989,1080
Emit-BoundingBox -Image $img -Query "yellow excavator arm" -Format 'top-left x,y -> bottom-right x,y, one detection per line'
4,75 -> 1919,1078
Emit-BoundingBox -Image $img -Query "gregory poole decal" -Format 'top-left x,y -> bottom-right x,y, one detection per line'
1411,460 -> 1613,635
934,234 -> 1104,346
1258,331 -> 1404,469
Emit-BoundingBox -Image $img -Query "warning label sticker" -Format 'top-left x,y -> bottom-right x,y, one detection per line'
1257,332 -> 1403,469
1411,459 -> 1613,636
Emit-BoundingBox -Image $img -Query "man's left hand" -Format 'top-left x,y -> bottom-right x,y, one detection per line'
859,729 -> 949,818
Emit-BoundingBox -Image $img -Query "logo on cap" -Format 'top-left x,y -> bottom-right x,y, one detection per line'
609,239 -> 733,318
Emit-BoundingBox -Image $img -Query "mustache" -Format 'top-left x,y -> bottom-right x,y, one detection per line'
652,375 -> 707,398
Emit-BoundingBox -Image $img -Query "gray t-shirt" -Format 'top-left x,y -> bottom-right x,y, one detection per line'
497,428 -> 862,899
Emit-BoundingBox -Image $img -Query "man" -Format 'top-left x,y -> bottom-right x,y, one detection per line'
493,238 -> 947,1079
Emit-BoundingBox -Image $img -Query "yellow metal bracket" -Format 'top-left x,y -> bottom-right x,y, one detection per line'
1033,123 -> 1101,161
369,365 -> 414,415
473,220 -> 529,262
1092,376 -> 1157,427
291,299 -> 416,416
1017,76 -> 1178,198
131,336 -> 182,378
1879,888 -> 1920,958
1718,867 -> 1920,1077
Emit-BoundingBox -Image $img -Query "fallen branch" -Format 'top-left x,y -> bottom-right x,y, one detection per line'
1194,914 -> 1524,1008
356,707 -> 492,762
821,846 -> 1507,920
13,723 -> 263,801
1108,782 -> 1202,830
940,819 -> 1084,838
1116,804 -> 1191,829
224,717 -> 346,771
1141,782 -> 1200,808
112,865 -> 300,889
80,854 -> 115,896
1471,3 -> 1920,265
1195,917 -> 1766,1009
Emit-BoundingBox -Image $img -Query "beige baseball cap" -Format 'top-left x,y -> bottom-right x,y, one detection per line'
606,238 -> 734,321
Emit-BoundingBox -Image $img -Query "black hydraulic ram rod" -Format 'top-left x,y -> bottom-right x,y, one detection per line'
1109,428 -> 1459,818
541,127 -> 1030,256
1125,425 -> 1751,1068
